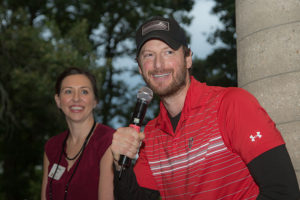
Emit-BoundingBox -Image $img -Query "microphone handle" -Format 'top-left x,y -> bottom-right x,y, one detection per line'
118,124 -> 141,178
118,99 -> 148,178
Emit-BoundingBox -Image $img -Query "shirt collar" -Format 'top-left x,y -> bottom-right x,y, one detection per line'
155,76 -> 209,135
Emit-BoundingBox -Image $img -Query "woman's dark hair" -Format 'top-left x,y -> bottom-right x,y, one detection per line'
55,67 -> 99,101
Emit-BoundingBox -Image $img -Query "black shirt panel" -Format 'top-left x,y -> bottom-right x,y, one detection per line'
169,112 -> 181,132
247,144 -> 300,200
113,164 -> 160,200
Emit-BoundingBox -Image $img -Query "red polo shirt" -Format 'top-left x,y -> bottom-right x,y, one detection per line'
134,77 -> 284,199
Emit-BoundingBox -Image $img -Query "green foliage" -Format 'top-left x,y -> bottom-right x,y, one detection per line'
0,0 -> 195,199
0,0 -> 240,198
0,5 -> 95,200
0,0 -> 239,198
192,0 -> 236,87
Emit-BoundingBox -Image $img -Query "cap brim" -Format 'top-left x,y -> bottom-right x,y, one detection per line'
137,32 -> 181,56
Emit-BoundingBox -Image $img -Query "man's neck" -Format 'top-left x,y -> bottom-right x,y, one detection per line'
161,78 -> 191,117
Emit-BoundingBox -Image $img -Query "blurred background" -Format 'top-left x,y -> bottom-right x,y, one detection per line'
0,0 -> 236,199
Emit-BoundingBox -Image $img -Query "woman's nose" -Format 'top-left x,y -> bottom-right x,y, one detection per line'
72,91 -> 80,101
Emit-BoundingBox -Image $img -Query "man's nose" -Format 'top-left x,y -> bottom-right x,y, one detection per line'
154,54 -> 164,69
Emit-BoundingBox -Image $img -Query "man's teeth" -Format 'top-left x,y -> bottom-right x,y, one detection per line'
154,73 -> 170,77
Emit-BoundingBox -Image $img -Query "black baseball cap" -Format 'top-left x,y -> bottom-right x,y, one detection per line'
135,16 -> 188,56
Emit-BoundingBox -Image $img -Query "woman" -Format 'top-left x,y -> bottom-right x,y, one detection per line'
41,67 -> 115,200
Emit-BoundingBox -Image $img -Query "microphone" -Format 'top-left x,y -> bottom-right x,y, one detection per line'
118,86 -> 153,178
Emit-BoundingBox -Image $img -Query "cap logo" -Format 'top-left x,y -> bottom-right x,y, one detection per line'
142,20 -> 169,36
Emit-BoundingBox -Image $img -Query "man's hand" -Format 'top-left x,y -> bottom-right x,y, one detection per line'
111,127 -> 145,170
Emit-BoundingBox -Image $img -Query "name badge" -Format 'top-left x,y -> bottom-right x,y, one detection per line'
48,163 -> 66,180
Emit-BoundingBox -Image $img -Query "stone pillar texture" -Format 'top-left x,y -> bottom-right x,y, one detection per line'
236,0 -> 300,185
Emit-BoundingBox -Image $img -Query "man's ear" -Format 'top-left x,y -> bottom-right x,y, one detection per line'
135,57 -> 143,75
54,94 -> 61,109
186,50 -> 193,70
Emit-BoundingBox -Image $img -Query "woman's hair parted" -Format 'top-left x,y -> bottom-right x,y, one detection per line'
55,67 -> 99,101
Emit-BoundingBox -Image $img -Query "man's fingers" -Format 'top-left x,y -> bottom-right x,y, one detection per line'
111,127 -> 142,160
139,132 -> 145,141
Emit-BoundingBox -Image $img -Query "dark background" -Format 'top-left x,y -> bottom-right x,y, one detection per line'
0,0 -> 236,199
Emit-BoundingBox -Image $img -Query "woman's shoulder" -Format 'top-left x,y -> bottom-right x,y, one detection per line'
91,123 -> 115,155
95,123 -> 115,133
93,123 -> 115,141
45,131 -> 67,150
44,131 -> 67,161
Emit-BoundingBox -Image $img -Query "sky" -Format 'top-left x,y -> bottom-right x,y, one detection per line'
109,0 -> 224,127
185,0 -> 222,59
113,0 -> 223,86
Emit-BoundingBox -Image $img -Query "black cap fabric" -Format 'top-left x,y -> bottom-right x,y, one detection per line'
135,16 -> 187,56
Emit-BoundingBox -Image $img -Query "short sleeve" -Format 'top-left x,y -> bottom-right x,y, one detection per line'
94,124 -> 114,159
218,87 -> 285,164
134,142 -> 158,191
44,132 -> 66,161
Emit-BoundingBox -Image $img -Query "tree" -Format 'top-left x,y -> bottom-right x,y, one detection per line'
3,0 -> 195,127
0,7 -> 97,200
192,0 -> 236,87
0,1 -> 195,199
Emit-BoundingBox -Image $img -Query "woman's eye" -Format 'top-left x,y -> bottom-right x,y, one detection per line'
64,89 -> 72,94
81,90 -> 88,95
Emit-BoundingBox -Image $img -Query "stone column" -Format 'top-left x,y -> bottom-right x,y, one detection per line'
236,0 -> 300,185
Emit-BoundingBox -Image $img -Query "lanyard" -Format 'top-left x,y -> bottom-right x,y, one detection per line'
49,120 -> 96,200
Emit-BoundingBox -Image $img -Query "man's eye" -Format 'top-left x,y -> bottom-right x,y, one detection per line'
143,53 -> 153,58
166,50 -> 174,55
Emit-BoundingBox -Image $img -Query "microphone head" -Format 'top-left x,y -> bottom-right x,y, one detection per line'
137,87 -> 153,104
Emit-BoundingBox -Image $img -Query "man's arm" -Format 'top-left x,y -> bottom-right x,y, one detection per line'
218,88 -> 300,199
111,127 -> 160,200
113,164 -> 160,200
247,144 -> 300,200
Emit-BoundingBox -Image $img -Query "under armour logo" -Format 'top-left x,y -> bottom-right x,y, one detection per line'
250,132 -> 262,142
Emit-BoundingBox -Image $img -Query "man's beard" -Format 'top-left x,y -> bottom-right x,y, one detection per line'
141,62 -> 188,98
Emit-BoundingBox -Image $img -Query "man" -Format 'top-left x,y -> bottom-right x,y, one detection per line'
111,16 -> 300,200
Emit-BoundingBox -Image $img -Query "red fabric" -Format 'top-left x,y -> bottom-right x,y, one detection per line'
130,124 -> 141,132
134,142 -> 159,190
45,123 -> 114,200
218,87 -> 285,164
134,77 -> 285,200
